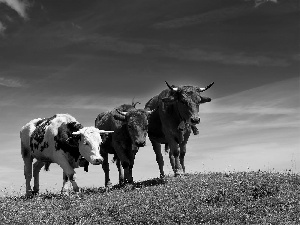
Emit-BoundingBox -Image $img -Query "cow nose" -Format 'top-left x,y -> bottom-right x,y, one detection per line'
191,117 -> 200,124
94,158 -> 103,165
135,141 -> 146,147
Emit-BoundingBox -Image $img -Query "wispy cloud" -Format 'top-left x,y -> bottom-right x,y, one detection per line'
0,0 -> 30,35
154,0 -> 289,29
253,0 -> 278,8
47,32 -> 145,54
0,21 -> 6,35
0,76 -> 27,88
29,94 -> 132,112
196,77 -> 300,135
0,0 -> 30,19
163,45 -> 289,67
153,4 -> 252,29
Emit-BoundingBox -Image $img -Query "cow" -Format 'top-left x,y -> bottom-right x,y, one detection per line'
95,104 -> 152,188
20,114 -> 113,196
145,81 -> 214,178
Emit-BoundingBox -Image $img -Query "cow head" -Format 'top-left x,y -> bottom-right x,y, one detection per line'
114,108 -> 153,149
163,81 -> 214,125
72,127 -> 113,165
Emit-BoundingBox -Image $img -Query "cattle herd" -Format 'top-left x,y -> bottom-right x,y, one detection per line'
20,81 -> 214,196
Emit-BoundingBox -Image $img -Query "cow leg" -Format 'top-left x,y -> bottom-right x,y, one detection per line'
21,142 -> 34,196
124,165 -> 133,184
32,161 -> 45,194
124,150 -> 137,184
61,172 -> 69,194
69,174 -> 79,193
151,140 -> 165,178
116,158 -> 125,186
56,154 -> 79,193
102,152 -> 112,188
168,142 -> 182,177
179,143 -> 187,173
22,154 -> 33,196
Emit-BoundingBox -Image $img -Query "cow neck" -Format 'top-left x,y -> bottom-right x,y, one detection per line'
174,100 -> 186,131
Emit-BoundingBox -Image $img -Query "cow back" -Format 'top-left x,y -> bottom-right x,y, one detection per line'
23,114 -> 82,161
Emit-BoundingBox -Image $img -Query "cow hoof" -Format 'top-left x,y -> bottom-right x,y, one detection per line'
32,190 -> 39,196
72,187 -> 80,193
105,182 -> 113,192
61,189 -> 70,196
174,171 -> 183,177
118,181 -> 125,188
25,191 -> 34,198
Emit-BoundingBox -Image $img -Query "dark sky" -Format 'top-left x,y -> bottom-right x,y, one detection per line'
0,0 -> 299,194
1,0 -> 299,100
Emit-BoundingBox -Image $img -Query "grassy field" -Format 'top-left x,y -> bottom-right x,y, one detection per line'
0,171 -> 299,224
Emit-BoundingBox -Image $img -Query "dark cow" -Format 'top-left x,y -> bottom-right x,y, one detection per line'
145,81 -> 214,178
95,104 -> 152,187
20,114 -> 113,196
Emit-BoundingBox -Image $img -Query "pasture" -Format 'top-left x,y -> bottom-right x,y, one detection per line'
1,171 -> 299,224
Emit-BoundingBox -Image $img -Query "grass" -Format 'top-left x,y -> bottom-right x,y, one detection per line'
0,171 -> 299,224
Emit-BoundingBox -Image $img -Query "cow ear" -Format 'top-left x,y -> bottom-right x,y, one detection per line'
199,96 -> 211,104
145,109 -> 155,119
71,131 -> 82,142
146,109 -> 154,115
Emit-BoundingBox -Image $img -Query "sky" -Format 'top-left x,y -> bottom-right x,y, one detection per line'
0,0 -> 299,196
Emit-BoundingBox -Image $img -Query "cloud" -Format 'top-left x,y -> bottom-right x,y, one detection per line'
86,35 -> 145,54
253,0 -> 278,8
154,0 -> 289,29
196,77 -> 300,137
153,4 -> 251,29
163,45 -> 289,67
0,0 -> 30,35
23,26 -> 146,54
0,21 -> 6,34
0,0 -> 29,19
0,76 -> 27,87
15,92 -> 132,112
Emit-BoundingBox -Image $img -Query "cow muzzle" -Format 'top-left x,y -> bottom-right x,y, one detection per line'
90,157 -> 103,165
190,117 -> 200,125
135,140 -> 146,147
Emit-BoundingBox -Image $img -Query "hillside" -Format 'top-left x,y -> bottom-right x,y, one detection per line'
1,172 -> 299,224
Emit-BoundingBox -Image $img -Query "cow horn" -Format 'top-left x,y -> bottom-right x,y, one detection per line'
132,101 -> 141,108
198,82 -> 214,92
116,108 -> 128,116
165,81 -> 178,91
98,130 -> 114,134
72,130 -> 81,135
132,97 -> 141,108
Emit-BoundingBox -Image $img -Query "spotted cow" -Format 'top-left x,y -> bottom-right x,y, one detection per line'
20,114 -> 113,196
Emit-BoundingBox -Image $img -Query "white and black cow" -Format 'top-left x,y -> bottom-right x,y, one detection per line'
20,114 -> 113,196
